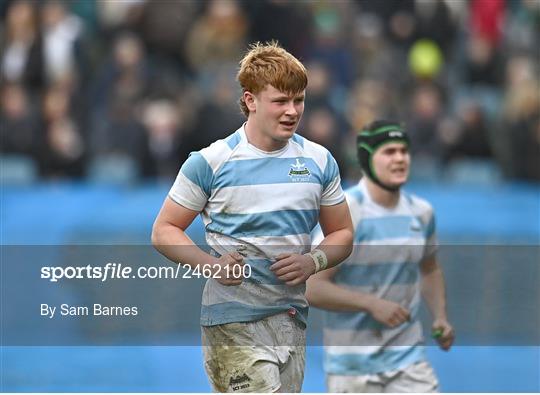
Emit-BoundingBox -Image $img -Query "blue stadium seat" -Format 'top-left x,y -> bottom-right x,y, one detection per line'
445,159 -> 502,185
409,156 -> 442,183
0,154 -> 38,185
87,154 -> 139,184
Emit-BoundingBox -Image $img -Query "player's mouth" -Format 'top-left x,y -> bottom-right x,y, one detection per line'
279,120 -> 297,129
390,168 -> 407,175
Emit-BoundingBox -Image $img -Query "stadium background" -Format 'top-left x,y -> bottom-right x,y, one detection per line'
1,0 -> 539,392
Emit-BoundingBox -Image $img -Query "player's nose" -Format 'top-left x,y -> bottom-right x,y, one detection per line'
394,151 -> 407,162
284,101 -> 298,116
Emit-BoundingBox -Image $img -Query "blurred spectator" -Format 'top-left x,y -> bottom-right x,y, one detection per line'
39,84 -> 85,178
95,0 -> 145,35
456,0 -> 506,104
1,0 -> 43,90
304,60 -> 352,170
70,0 -> 99,35
0,83 -> 39,156
305,60 -> 348,117
356,0 -> 414,41
40,0 -> 85,86
349,10 -> 409,96
305,61 -> 332,106
504,0 -> 540,53
88,32 -> 153,175
245,0 -> 313,58
345,78 -> 395,132
188,68 -> 244,151
90,32 -> 152,117
342,78 -> 397,181
355,0 -> 457,56
185,0 -> 248,74
405,83 -> 446,160
496,56 -> 540,180
441,101 -> 493,163
89,91 -> 149,177
306,1 -> 355,89
413,0 -> 457,54
301,105 -> 347,179
462,34 -> 504,87
140,98 -> 191,180
136,0 -> 202,72
469,0 -> 506,46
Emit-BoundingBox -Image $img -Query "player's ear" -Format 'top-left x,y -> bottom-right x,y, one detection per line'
244,91 -> 257,113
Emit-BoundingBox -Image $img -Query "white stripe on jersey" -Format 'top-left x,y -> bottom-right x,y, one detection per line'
208,183 -> 322,214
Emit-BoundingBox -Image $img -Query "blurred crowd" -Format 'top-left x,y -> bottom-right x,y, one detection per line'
1,0 -> 539,184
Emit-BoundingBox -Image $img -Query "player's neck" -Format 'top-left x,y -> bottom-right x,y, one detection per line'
364,178 -> 400,208
244,119 -> 288,152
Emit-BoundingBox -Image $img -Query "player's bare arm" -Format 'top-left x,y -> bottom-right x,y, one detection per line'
420,255 -> 455,350
152,197 -> 244,286
306,268 -> 410,328
270,201 -> 353,286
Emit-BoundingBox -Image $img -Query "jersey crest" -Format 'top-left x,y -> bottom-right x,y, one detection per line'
288,158 -> 311,182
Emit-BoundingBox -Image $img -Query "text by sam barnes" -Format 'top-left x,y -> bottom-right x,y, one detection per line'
41,303 -> 138,318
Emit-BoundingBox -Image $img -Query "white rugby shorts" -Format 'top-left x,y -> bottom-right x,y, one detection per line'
202,312 -> 306,393
327,360 -> 439,393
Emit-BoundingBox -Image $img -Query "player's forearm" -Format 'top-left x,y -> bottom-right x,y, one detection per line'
306,277 -> 374,312
151,223 -> 215,269
315,228 -> 353,269
421,263 -> 448,321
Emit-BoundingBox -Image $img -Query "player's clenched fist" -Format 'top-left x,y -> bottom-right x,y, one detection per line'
214,252 -> 244,286
432,318 -> 454,351
270,253 -> 316,286
368,298 -> 410,328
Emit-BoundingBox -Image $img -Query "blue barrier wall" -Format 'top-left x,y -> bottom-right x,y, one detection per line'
3,182 -> 538,245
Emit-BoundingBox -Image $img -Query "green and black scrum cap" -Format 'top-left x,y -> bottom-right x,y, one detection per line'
357,120 -> 410,191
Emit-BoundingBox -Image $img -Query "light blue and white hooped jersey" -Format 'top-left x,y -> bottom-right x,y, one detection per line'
169,125 -> 345,327
322,179 -> 437,375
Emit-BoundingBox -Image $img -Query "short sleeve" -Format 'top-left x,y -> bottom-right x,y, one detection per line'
321,152 -> 345,206
168,152 -> 213,212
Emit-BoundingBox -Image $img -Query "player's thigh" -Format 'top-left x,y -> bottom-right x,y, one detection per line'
203,322 -> 281,393
278,346 -> 305,393
266,313 -> 306,392
327,374 -> 384,393
385,361 -> 439,393
203,345 -> 281,393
